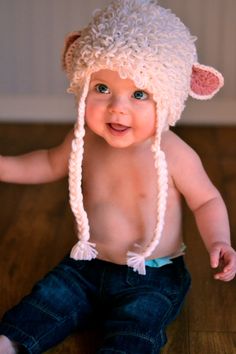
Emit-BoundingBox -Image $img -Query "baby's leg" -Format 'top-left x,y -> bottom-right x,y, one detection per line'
99,257 -> 191,353
0,335 -> 18,354
0,256 -> 94,354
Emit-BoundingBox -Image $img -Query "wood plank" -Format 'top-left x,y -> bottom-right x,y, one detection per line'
216,127 -> 236,157
174,126 -> 218,157
189,332 -> 236,354
0,124 -> 72,169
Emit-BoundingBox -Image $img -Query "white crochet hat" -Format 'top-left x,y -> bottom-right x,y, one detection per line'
63,0 -> 224,275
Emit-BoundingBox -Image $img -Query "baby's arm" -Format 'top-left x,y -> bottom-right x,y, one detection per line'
166,131 -> 236,281
0,130 -> 73,184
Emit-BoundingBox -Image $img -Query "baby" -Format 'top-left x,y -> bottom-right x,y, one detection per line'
0,1 -> 235,353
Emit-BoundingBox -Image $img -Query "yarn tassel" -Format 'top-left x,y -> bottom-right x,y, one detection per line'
127,251 -> 146,275
70,240 -> 98,261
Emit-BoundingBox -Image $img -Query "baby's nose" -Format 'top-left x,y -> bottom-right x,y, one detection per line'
108,96 -> 128,115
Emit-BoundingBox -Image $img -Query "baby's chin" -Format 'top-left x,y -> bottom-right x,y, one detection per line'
103,135 -> 154,151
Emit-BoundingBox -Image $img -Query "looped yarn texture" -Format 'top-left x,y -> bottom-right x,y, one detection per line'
67,0 -> 197,128
65,0 -> 207,274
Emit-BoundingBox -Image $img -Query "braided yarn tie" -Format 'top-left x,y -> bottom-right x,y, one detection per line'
127,252 -> 146,275
70,240 -> 98,260
69,77 -> 98,261
126,149 -> 168,275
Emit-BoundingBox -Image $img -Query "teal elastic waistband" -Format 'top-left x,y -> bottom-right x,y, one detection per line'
145,256 -> 173,268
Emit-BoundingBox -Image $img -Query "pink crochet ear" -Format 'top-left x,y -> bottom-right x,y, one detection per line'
189,63 -> 224,100
62,31 -> 81,76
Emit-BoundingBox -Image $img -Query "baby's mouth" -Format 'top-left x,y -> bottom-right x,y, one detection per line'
108,123 -> 130,132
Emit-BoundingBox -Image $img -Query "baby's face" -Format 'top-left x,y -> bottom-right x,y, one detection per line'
85,69 -> 156,149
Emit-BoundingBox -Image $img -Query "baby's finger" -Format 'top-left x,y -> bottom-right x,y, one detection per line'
217,273 -> 235,281
210,247 -> 221,268
225,255 -> 236,271
214,269 -> 235,281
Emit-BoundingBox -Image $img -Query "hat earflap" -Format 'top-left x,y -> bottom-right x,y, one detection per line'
189,63 -> 224,100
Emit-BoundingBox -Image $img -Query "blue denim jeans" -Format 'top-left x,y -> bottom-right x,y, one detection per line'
0,256 -> 191,354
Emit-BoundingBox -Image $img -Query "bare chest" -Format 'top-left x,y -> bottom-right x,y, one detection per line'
80,137 -> 182,262
83,144 -> 157,213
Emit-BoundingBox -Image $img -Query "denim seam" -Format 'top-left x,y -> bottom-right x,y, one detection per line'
0,322 -> 40,353
153,328 -> 167,352
25,298 -> 80,325
29,314 -> 76,353
161,298 -> 174,327
22,299 -> 64,322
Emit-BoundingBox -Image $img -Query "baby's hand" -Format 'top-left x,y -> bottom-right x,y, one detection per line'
210,242 -> 236,281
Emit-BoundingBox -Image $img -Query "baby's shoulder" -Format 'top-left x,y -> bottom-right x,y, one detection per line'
161,129 -> 192,153
161,129 -> 202,171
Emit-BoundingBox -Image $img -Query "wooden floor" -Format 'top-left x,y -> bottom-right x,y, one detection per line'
0,124 -> 235,354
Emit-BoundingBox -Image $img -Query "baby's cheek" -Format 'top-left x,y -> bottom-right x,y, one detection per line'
85,100 -> 96,122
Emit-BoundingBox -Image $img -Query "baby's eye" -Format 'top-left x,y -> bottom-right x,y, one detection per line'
132,90 -> 149,100
95,84 -> 110,94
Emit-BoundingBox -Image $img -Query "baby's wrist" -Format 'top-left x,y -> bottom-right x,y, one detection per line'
208,241 -> 231,252
209,241 -> 234,253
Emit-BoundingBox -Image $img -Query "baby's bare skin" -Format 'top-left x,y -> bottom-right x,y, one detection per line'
83,127 -> 183,264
